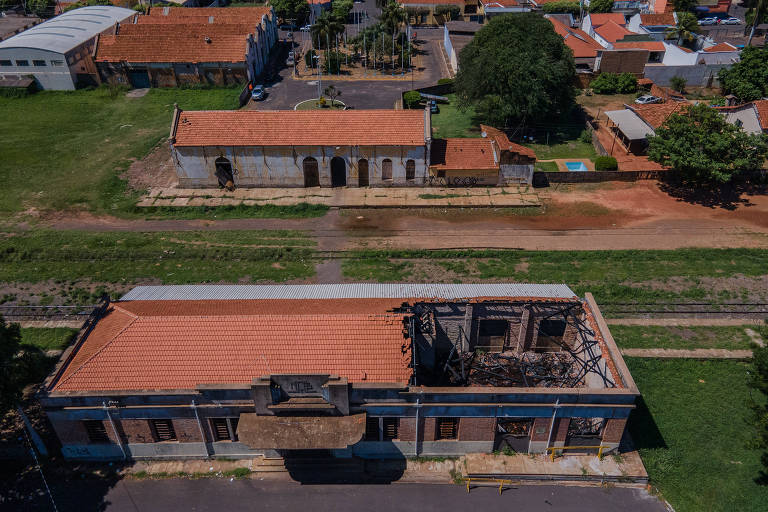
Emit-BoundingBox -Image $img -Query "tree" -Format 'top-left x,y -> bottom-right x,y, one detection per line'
332,0 -> 354,22
270,0 -> 310,25
672,0 -> 697,12
542,1 -> 581,15
719,46 -> 768,102
0,317 -> 23,414
311,12 -> 345,49
455,14 -> 576,128
666,12 -> 700,46
588,0 -> 613,13
323,85 -> 342,106
404,90 -> 422,109
748,342 -> 768,483
380,1 -> 407,34
647,103 -> 768,184
589,72 -> 637,94
434,4 -> 461,24
669,75 -> 687,93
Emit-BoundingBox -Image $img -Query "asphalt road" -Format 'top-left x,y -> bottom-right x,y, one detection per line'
94,480 -> 667,512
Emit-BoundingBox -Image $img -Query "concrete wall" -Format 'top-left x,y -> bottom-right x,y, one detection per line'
172,144 -> 429,188
0,48 -> 75,90
643,63 -> 729,87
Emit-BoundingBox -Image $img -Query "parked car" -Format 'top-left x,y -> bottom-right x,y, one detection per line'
279,23 -> 296,31
429,100 -> 439,113
251,85 -> 265,101
300,24 -> 312,31
635,95 -> 663,105
719,17 -> 741,25
698,17 -> 718,25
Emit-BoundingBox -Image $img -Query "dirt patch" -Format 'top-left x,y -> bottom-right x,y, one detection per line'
514,260 -> 530,274
622,275 -> 768,302
0,279 -> 154,306
122,139 -> 177,191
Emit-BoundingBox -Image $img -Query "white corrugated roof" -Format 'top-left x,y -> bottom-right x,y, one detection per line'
120,283 -> 577,301
605,109 -> 655,140
0,6 -> 135,54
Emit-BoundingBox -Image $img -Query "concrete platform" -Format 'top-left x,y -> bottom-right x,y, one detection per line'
137,186 -> 540,209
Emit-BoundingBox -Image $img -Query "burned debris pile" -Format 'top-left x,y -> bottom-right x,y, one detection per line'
452,351 -> 580,388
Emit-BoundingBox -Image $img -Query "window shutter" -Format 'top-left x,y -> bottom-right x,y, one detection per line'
152,420 -> 177,442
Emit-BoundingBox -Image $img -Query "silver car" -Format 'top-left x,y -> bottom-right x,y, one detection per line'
635,95 -> 663,105
720,17 -> 741,25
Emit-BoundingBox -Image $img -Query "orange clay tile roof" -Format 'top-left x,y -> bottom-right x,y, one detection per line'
754,100 -> 768,130
588,13 -> 626,27
549,17 -> 604,58
639,13 -> 675,25
481,124 -> 537,160
594,21 -> 633,44
149,6 -> 272,19
172,110 -> 427,147
630,102 -> 688,129
95,30 -> 248,64
703,42 -> 738,52
481,0 -> 519,7
50,299 -> 413,392
399,0 -> 464,4
136,15 -> 260,26
650,83 -> 685,101
430,138 -> 498,170
612,41 -> 666,51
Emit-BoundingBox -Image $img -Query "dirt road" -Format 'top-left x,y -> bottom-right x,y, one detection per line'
43,182 -> 768,251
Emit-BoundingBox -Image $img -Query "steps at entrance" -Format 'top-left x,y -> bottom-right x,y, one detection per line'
253,457 -> 288,473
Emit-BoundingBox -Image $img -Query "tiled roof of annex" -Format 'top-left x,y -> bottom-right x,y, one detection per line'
171,109 -> 427,147
588,13 -> 626,27
703,42 -> 738,52
50,299 -> 414,392
148,6 -> 272,19
95,26 -> 250,63
639,13 -> 675,25
630,102 -> 687,129
480,124 -> 537,160
754,100 -> 768,130
612,41 -> 666,51
549,17 -> 604,58
430,138 -> 498,170
594,21 -> 633,44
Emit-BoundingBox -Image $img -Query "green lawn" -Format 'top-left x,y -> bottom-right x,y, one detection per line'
611,325 -> 756,350
21,328 -> 78,351
526,141 -> 596,160
0,87 -> 240,216
339,248 -> 768,303
534,161 -> 559,173
0,230 -> 315,287
430,94 -> 481,138
627,358 -> 768,511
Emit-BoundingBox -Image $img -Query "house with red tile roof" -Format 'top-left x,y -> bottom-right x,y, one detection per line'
581,12 -> 627,37
93,6 -> 277,88
39,283 -> 638,460
627,12 -> 676,41
548,16 -> 605,71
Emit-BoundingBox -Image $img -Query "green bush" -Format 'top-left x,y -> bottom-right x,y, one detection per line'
437,78 -> 454,85
541,0 -> 581,15
578,129 -> 592,144
589,73 -> 637,94
403,90 -> 421,109
594,156 -> 618,171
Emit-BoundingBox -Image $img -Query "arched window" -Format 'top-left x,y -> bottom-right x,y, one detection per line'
303,157 -> 319,187
381,159 -> 393,181
405,159 -> 416,181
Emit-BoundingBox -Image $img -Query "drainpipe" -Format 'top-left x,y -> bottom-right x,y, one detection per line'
414,396 -> 421,457
545,398 -> 561,454
191,400 -> 211,457
103,401 -> 127,460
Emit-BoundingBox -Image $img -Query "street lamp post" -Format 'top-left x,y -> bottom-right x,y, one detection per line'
313,54 -> 322,99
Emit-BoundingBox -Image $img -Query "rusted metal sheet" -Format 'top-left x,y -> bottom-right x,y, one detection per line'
237,413 -> 366,450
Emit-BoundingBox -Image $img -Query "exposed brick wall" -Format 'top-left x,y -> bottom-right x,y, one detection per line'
120,419 -> 154,444
50,418 -> 91,445
530,417 -> 552,442
602,418 -> 627,444
458,417 -> 496,442
398,417 -> 417,442
174,418 -> 204,442
554,418 -> 569,444
422,418 -> 437,442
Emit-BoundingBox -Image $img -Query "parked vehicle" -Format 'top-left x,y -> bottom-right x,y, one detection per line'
300,24 -> 312,31
719,17 -> 741,25
635,95 -> 663,105
698,17 -> 717,25
251,85 -> 265,101
279,23 -> 296,31
429,100 -> 439,113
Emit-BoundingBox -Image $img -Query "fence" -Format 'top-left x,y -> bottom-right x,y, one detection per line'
534,170 -> 664,184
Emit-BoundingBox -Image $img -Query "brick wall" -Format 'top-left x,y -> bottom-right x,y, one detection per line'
554,418 -> 569,444
120,419 -> 154,444
602,418 -> 627,444
49,418 -> 91,445
174,418 -> 204,442
458,417 -> 496,442
422,418 -> 437,442
398,417 -> 417,441
530,417 -> 552,443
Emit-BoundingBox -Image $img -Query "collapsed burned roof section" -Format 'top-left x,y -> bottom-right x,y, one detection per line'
409,299 -> 618,389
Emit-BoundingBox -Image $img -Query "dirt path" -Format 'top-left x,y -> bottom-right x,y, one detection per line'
39,182 -> 768,250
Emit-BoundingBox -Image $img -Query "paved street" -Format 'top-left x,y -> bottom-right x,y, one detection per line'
85,480 -> 667,512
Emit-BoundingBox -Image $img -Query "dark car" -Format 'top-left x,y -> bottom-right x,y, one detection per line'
429,100 -> 439,114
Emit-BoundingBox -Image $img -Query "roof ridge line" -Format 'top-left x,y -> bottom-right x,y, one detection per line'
53,313 -> 138,390
112,303 -> 139,319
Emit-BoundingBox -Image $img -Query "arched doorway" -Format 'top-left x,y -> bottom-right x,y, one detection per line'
331,157 -> 346,187
358,159 -> 369,187
405,159 -> 416,181
381,159 -> 393,181
214,157 -> 234,189
303,157 -> 319,187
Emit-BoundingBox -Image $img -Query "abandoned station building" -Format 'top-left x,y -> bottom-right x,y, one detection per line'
169,108 -> 537,188
40,283 -> 638,461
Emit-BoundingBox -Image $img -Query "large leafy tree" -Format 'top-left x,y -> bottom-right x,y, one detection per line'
270,0 -> 310,25
672,0 -> 697,11
719,46 -> 768,103
647,104 -> 768,184
588,0 -> 613,13
455,13 -> 576,128
380,1 -> 407,34
665,12 -> 700,46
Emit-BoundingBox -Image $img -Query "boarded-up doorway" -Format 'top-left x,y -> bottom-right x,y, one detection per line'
214,157 -> 234,189
331,157 -> 346,187
358,159 -> 369,187
303,157 -> 319,187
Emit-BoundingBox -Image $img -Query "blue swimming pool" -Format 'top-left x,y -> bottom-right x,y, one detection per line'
565,161 -> 588,172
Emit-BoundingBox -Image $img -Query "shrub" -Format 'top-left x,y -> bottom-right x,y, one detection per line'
670,75 -> 687,93
589,73 -> 637,94
541,0 -> 581,15
304,49 -> 317,68
594,156 -> 618,171
437,78 -> 454,85
578,129 -> 592,144
403,90 -> 422,109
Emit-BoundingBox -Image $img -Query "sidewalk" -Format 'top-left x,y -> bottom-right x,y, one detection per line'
137,186 -> 541,208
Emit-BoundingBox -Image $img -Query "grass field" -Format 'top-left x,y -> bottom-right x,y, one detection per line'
627,358 -> 768,511
526,141 -> 596,160
0,87 -> 240,216
0,230 -> 315,296
20,328 -> 78,351
430,94 -> 481,138
340,248 -> 768,303
611,325 -> 757,350
534,161 -> 559,173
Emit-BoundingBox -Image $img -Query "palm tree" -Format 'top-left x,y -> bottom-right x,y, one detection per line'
666,12 -> 700,46
311,12 -> 345,49
380,1 -> 407,35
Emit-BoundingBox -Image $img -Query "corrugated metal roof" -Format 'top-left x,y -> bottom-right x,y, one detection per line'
0,6 -> 135,54
120,283 -> 577,301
